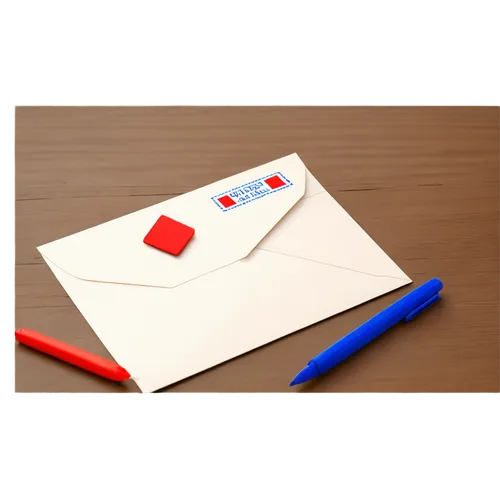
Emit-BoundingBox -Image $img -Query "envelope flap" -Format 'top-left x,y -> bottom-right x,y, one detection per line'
38,154 -> 306,288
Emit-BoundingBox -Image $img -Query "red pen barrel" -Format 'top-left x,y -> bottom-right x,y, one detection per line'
15,328 -> 130,382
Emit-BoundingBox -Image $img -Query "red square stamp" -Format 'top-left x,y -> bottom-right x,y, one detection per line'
143,216 -> 195,256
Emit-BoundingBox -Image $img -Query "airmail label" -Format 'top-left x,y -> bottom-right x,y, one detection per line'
212,172 -> 293,212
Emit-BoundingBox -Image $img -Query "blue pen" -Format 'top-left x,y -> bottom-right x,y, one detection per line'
290,278 -> 444,386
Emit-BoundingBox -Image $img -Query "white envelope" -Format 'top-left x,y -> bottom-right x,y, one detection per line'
38,153 -> 411,392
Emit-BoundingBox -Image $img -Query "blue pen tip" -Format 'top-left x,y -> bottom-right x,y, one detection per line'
290,364 -> 319,387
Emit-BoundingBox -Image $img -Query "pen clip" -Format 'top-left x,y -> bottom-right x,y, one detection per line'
404,294 -> 441,322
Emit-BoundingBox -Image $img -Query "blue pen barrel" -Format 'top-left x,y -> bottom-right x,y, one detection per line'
313,278 -> 443,374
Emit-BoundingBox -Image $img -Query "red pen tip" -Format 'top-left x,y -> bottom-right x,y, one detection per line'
120,367 -> 131,380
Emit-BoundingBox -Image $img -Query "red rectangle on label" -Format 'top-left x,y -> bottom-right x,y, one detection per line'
218,195 -> 236,208
264,175 -> 286,190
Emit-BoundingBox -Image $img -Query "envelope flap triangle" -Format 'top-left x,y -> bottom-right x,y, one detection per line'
38,154 -> 306,288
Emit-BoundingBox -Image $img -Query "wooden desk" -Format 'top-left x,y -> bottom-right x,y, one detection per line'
15,107 -> 499,392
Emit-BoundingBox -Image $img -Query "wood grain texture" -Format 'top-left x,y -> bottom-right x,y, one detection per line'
15,107 -> 499,392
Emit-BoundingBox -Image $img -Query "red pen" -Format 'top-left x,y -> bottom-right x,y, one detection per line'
15,328 -> 131,382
